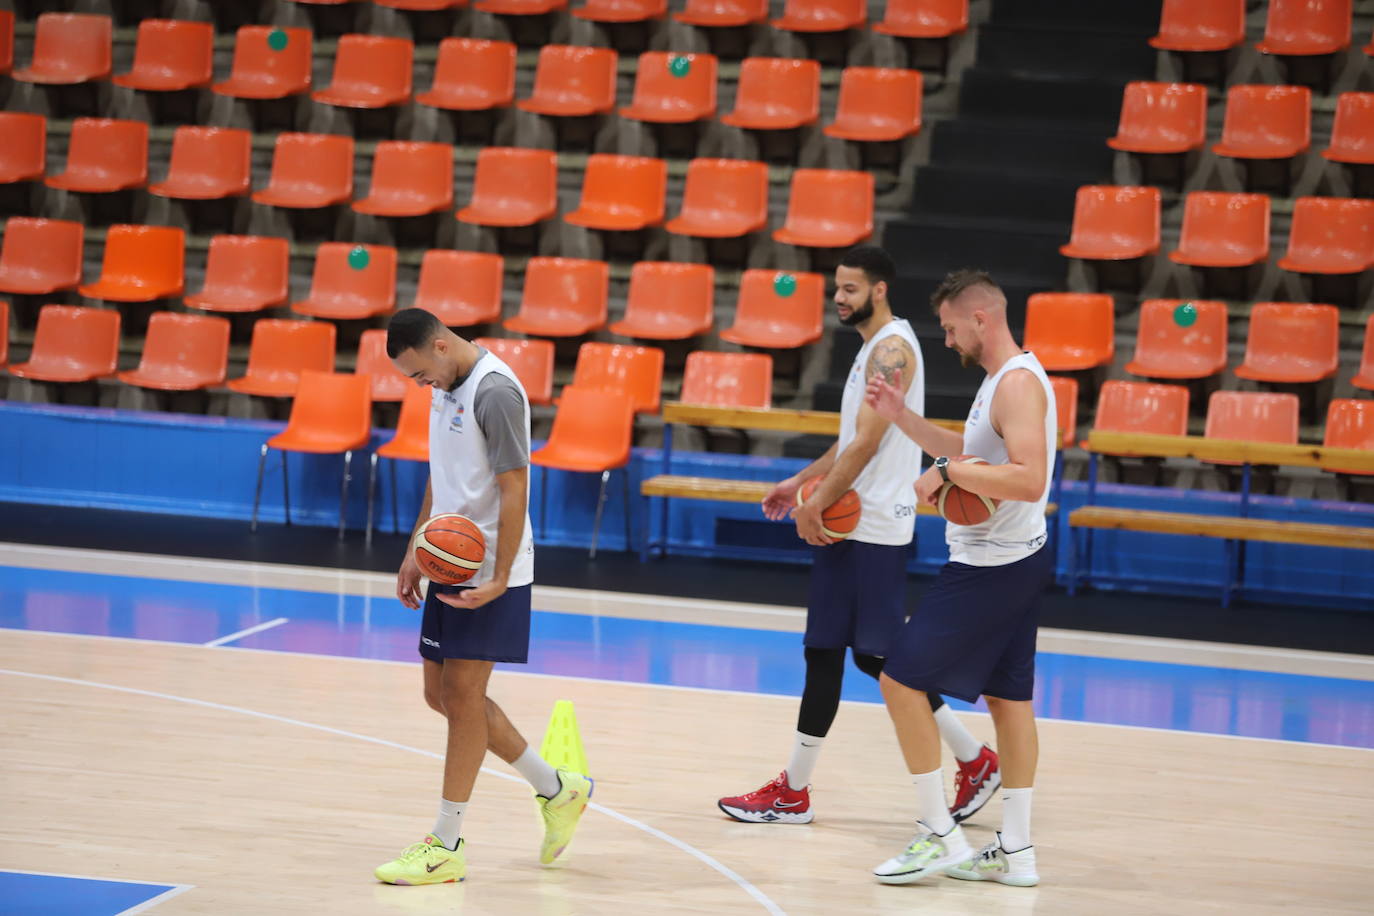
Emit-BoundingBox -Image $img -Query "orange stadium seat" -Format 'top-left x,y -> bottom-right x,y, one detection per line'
455,148 -> 559,227
312,35 -> 413,109
1150,0 -> 1245,52
416,39 -> 516,111
825,68 -> 922,142
183,235 -> 291,313
609,262 -> 715,340
1323,93 -> 1374,165
352,141 -> 453,217
13,13 -> 111,84
1353,315 -> 1374,390
1125,299 -> 1229,380
680,351 -> 773,408
1323,399 -> 1374,475
665,158 -> 769,238
118,312 -> 231,391
620,52 -> 718,123
573,0 -> 667,21
113,19 -> 214,92
7,305 -> 119,383
565,155 -> 667,231
0,113 -> 46,184
721,58 -> 821,130
1059,186 -> 1161,260
227,319 -> 336,398
674,0 -> 768,27
1169,192 -> 1270,268
368,383 -> 432,537
0,218 -> 84,296
148,127 -> 252,200
79,224 -> 184,302
518,46 -> 618,117
874,0 -> 968,38
1277,197 -> 1374,274
213,26 -> 313,99
773,0 -> 866,32
375,0 -> 467,7
1048,375 -> 1079,449
291,243 -> 397,320
45,118 -> 148,193
1205,391 -> 1300,466
1092,380 -> 1190,438
411,250 -> 506,327
504,257 -> 609,337
354,328 -> 410,403
773,169 -> 874,248
1257,0 -> 1351,56
477,0 -> 567,12
1234,302 -> 1340,384
570,342 -> 665,415
474,337 -> 556,405
0,300 -> 7,368
1212,86 -> 1311,160
0,11 -> 12,76
1023,293 -> 1115,371
253,133 -> 355,209
1108,82 -> 1208,154
720,269 -> 824,349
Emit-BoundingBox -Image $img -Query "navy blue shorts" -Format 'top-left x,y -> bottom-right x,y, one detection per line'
804,539 -> 911,657
882,546 -> 1054,703
419,582 -> 532,664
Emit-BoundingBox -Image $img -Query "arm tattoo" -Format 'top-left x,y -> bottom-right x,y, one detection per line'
866,336 -> 914,389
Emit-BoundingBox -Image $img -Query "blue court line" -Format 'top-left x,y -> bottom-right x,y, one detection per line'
0,870 -> 187,916
2,564 -> 1372,750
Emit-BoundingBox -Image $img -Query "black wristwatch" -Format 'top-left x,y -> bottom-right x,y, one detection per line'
934,456 -> 951,482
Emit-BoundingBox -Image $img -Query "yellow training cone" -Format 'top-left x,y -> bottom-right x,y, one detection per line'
539,699 -> 589,775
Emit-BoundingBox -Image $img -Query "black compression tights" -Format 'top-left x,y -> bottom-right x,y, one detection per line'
796,646 -> 945,738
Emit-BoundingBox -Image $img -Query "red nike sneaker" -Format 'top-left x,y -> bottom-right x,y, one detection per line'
950,745 -> 1001,823
718,771 -> 813,824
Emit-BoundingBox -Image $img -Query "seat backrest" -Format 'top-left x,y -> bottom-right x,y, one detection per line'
137,311 -> 230,383
1023,293 -> 1115,365
735,269 -> 825,330
468,147 -> 559,213
733,57 -> 820,120
784,169 -> 874,233
1113,81 -> 1207,148
414,250 -> 505,321
628,51 -> 717,119
125,19 -> 214,85
544,386 -> 635,465
577,0 -> 669,19
1218,85 -> 1311,155
571,342 -> 665,414
329,34 -> 413,96
530,45 -> 618,108
0,10 -> 13,75
1093,380 -> 1190,436
364,141 -> 453,205
0,299 -> 7,366
623,261 -> 714,330
220,26 -> 312,96
198,235 -> 290,304
0,217 -> 84,288
1129,299 -> 1229,378
677,0 -> 769,25
1324,399 -> 1374,450
285,370 -> 373,441
27,13 -> 111,81
1243,302 -> 1341,375
474,337 -> 556,405
0,112 -> 46,179
1066,185 -> 1161,253
574,155 -> 667,224
1359,314 -> 1374,380
308,243 -> 397,310
245,319 -> 336,377
680,351 -> 773,408
63,118 -> 148,186
878,0 -> 968,33
520,257 -> 609,322
387,383 -> 434,451
1327,92 -> 1374,161
29,304 -> 120,376
676,158 -> 769,227
833,67 -> 922,129
776,0 -> 866,29
428,38 -> 515,104
1261,0 -> 1351,54
1177,191 -> 1270,258
1205,391 -> 1299,444
1152,0 -> 1245,50
264,132 -> 354,200
1047,375 -> 1078,449
1284,197 -> 1374,270
164,126 -> 252,191
100,224 -> 184,291
355,328 -> 410,401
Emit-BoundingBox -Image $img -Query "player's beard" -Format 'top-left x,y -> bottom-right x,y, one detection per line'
838,291 -> 875,327
957,340 -> 981,369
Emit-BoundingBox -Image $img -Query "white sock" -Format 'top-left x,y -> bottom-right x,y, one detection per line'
933,705 -> 984,764
1000,787 -> 1033,851
432,798 -> 466,850
785,732 -> 825,790
513,746 -> 562,798
912,768 -> 954,835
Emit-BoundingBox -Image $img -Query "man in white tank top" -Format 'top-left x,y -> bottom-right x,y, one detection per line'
372,309 -> 591,886
719,247 -> 995,828
864,270 -> 1056,889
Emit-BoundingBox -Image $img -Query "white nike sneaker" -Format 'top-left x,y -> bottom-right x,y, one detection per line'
947,833 -> 1039,887
872,821 -> 972,885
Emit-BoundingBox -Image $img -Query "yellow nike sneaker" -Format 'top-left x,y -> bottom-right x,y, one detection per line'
374,835 -> 466,885
537,770 -> 593,865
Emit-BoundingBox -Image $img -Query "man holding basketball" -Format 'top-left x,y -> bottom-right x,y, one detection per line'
374,308 -> 592,885
718,246 -> 998,826
865,269 -> 1056,888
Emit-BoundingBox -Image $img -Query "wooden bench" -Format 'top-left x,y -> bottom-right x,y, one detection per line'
1071,431 -> 1374,606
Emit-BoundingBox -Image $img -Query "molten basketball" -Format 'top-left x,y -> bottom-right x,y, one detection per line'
413,514 -> 486,585
936,456 -> 1000,526
796,476 -> 862,540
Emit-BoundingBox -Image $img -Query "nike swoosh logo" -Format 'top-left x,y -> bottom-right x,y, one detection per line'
773,800 -> 805,808
800,742 -> 819,748
426,860 -> 449,873
968,760 -> 992,787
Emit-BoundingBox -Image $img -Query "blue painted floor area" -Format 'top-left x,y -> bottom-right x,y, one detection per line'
3,564 -> 1372,749
0,871 -> 178,916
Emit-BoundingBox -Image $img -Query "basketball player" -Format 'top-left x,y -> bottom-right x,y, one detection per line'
718,247 -> 999,826
374,308 -> 592,885
864,269 -> 1056,887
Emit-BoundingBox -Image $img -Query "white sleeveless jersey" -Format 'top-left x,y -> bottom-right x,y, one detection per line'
837,318 -> 925,545
428,354 -> 535,588
946,351 -> 1056,567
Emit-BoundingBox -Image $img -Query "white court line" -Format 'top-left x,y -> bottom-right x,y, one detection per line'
0,868 -> 194,915
203,617 -> 289,647
0,667 -> 787,916
6,627 -> 1373,754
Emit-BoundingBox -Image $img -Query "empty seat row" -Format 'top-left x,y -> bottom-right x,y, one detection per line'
1060,187 -> 1374,275
1025,294 -> 1372,389
1153,0 -> 1371,57
1111,84 -> 1374,166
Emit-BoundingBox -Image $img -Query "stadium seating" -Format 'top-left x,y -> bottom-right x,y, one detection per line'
183,235 -> 291,313
118,312 -> 231,391
1023,293 -> 1115,371
7,304 -> 120,383
680,352 -> 774,408
1234,303 -> 1341,384
0,218 -> 84,296
1125,299 -> 1229,379
45,119 -> 148,193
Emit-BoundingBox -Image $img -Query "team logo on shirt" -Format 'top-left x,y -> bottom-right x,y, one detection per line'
449,404 -> 465,433
970,396 -> 984,424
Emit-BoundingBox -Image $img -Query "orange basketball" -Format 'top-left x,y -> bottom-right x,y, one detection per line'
413,514 -> 486,585
936,456 -> 1000,526
796,476 -> 862,540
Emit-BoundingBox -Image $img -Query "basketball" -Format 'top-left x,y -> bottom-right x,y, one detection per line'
937,456 -> 1000,526
413,514 -> 486,585
796,476 -> 862,540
